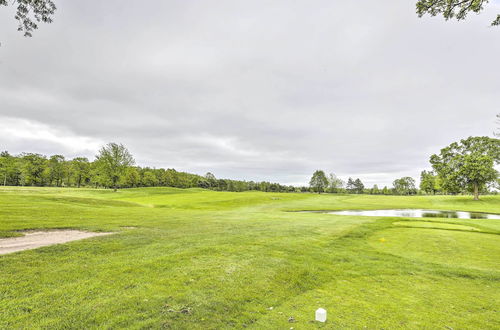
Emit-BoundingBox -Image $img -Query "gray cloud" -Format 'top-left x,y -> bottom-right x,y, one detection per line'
1,0 -> 499,186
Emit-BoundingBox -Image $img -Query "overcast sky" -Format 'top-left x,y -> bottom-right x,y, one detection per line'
1,1 -> 499,186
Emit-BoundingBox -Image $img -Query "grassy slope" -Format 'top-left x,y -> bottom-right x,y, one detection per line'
0,187 -> 499,329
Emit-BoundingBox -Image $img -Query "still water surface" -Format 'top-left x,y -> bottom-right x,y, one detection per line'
311,209 -> 500,219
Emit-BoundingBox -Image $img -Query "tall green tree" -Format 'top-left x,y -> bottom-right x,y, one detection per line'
71,157 -> 90,188
309,170 -> 328,194
20,153 -> 47,186
420,170 -> 440,194
430,136 -> 500,200
353,178 -> 365,194
142,170 -> 159,187
327,173 -> 344,193
121,167 -> 140,187
416,0 -> 499,26
95,143 -> 135,191
393,177 -> 417,195
205,172 -> 217,189
346,178 -> 355,193
47,155 -> 65,187
0,151 -> 19,186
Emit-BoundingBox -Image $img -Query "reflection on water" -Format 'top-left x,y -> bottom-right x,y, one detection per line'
311,209 -> 500,219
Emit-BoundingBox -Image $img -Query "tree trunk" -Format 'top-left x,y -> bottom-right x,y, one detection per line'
3,174 -> 6,186
473,183 -> 479,201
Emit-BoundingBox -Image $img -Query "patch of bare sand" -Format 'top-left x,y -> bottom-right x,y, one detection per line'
0,230 -> 112,255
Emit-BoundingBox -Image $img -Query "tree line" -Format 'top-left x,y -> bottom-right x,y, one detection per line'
309,136 -> 500,200
0,143 -> 296,193
309,170 -> 419,196
2,136 -> 499,199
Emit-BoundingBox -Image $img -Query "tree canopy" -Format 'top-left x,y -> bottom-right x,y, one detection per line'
95,143 -> 135,192
0,145 -> 296,193
0,0 -> 56,37
416,0 -> 499,26
419,170 -> 441,194
309,170 -> 328,194
430,136 -> 500,200
393,177 -> 417,195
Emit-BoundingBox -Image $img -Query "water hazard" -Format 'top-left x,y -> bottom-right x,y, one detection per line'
306,209 -> 500,219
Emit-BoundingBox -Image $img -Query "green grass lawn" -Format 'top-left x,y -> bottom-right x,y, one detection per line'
0,187 -> 499,329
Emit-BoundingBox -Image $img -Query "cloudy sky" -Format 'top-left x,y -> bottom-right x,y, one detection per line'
1,1 -> 499,186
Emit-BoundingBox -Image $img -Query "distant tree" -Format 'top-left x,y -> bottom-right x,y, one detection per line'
346,177 -> 355,193
0,151 -> 19,186
0,0 -> 57,37
121,167 -> 140,187
47,155 -> 65,187
205,172 -> 217,189
142,170 -> 159,187
430,136 -> 500,200
353,178 -> 365,194
416,0 -> 499,26
70,157 -> 90,188
382,186 -> 390,195
20,153 -> 47,186
197,179 -> 210,189
327,173 -> 344,193
419,170 -> 440,194
309,170 -> 328,193
370,184 -> 380,195
95,143 -> 135,192
393,177 -> 417,195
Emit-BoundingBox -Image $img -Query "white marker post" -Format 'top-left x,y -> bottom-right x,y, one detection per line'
315,308 -> 327,322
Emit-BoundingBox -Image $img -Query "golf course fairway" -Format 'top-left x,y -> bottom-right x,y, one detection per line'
1,187 -> 499,329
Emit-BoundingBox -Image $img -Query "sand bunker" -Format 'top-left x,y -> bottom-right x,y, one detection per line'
0,230 -> 112,255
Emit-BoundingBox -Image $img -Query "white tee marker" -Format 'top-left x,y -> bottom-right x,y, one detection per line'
315,308 -> 327,322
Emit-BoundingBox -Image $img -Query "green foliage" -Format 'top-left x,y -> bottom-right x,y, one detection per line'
47,155 -> 66,187
95,143 -> 135,191
121,167 -> 140,188
416,0 -> 499,26
70,157 -> 90,188
430,136 -> 500,200
20,153 -> 47,186
393,176 -> 417,195
370,184 -> 380,195
141,170 -> 159,187
419,170 -> 440,194
0,0 -> 56,37
0,152 -> 20,186
309,170 -> 328,193
346,177 -> 365,194
327,173 -> 344,193
0,145 -> 294,193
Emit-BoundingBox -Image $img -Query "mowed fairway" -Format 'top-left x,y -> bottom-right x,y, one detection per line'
0,187 -> 499,329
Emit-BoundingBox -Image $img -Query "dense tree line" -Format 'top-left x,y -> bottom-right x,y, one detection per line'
3,136 -> 498,199
308,170 -> 418,196
0,143 -> 295,193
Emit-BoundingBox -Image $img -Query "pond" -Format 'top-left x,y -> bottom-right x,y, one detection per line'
304,209 -> 500,219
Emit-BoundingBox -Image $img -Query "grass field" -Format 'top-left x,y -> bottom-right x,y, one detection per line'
0,187 -> 499,329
